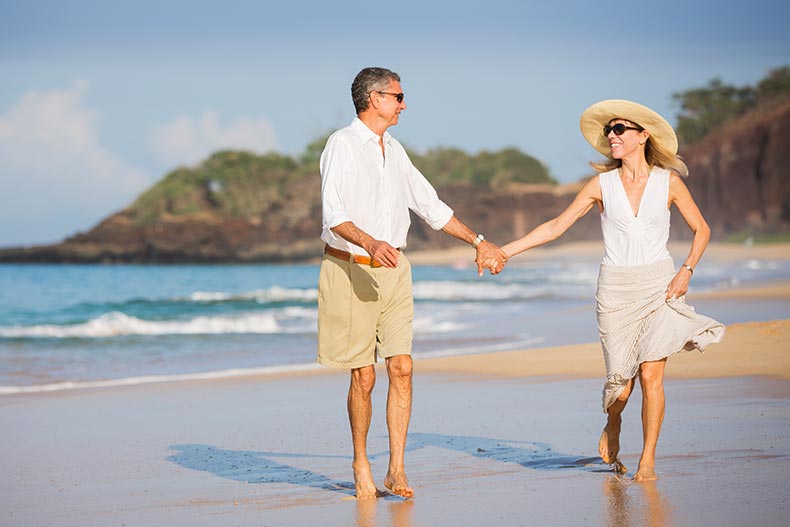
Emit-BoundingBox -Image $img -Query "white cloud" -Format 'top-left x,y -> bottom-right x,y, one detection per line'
0,83 -> 151,247
150,111 -> 279,167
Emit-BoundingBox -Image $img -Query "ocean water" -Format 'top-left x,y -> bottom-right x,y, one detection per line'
1,254 -> 788,394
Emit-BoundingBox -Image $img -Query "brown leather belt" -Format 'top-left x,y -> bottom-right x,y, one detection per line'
324,245 -> 382,267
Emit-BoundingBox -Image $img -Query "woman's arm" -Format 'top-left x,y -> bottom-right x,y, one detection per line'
501,176 -> 602,259
665,173 -> 711,299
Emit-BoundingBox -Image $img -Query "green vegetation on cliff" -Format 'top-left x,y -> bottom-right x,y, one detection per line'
128,142 -> 554,225
130,151 -> 311,224
673,66 -> 790,145
409,147 -> 555,187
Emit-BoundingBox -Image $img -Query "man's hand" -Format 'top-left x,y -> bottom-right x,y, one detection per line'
475,240 -> 507,276
437,216 -> 507,276
331,222 -> 400,269
366,239 -> 401,268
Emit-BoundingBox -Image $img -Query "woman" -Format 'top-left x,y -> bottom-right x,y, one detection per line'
496,100 -> 725,481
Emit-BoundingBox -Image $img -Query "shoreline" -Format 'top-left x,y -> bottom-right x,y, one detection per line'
3,318 -> 787,398
2,242 -> 788,397
416,319 -> 790,383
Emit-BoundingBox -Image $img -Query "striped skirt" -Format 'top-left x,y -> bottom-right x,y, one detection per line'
596,258 -> 725,412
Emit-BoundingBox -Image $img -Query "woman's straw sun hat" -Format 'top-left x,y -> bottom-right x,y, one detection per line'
580,99 -> 678,156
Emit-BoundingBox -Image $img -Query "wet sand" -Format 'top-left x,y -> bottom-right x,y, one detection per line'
2,317 -> 789,526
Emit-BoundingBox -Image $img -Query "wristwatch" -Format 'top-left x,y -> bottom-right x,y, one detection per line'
471,234 -> 485,248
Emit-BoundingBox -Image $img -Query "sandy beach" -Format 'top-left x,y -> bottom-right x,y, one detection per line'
2,243 -> 789,526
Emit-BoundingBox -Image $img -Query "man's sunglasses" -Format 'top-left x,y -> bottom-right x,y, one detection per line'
376,91 -> 405,103
604,123 -> 643,136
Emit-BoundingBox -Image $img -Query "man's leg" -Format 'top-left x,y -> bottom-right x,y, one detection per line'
348,365 -> 378,498
634,358 -> 667,481
383,354 -> 414,498
599,378 -> 634,472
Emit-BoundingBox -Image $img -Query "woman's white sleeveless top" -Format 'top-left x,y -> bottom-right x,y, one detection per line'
599,167 -> 671,266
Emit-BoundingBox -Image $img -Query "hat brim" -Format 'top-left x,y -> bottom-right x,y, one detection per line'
579,99 -> 678,156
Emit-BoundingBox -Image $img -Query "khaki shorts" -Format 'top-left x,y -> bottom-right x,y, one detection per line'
317,252 -> 413,369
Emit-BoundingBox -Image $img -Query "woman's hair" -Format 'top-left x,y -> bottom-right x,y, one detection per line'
590,120 -> 689,177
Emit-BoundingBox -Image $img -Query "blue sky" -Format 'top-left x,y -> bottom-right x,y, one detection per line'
1,0 -> 788,247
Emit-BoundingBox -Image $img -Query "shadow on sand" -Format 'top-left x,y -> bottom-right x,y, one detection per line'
168,432 -> 607,497
404,432 -> 607,472
167,444 -> 356,497
167,436 -> 668,527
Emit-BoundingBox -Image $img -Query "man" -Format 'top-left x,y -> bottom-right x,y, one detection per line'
318,66 -> 507,499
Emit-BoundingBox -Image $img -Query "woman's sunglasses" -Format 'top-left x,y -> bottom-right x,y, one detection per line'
604,123 -> 643,136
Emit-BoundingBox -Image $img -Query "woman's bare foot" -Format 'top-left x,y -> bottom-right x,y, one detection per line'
598,421 -> 621,464
353,460 -> 379,499
384,470 -> 414,498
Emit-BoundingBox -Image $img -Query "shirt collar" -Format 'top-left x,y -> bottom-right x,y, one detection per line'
351,117 -> 392,145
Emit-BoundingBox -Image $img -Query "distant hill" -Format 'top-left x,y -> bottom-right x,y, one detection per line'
0,145 -> 560,263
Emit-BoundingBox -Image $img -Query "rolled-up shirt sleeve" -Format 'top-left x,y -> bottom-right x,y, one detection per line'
405,159 -> 454,231
320,135 -> 353,230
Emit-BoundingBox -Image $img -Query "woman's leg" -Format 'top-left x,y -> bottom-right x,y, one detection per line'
634,358 -> 668,481
599,378 -> 634,471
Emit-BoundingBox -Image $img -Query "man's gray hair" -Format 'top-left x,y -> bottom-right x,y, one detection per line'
351,67 -> 401,114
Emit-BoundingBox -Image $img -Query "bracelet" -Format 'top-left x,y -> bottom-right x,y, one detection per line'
471,233 -> 485,248
682,264 -> 694,274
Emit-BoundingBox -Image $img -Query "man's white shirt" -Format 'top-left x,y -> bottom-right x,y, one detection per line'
320,118 -> 454,255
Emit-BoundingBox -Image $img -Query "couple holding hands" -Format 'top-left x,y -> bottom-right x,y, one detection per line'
317,67 -> 724,499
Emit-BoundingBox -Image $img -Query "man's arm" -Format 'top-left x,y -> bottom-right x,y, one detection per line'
441,216 -> 507,276
331,221 -> 401,268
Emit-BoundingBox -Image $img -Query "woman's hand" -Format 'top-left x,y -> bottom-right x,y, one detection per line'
475,241 -> 507,275
666,268 -> 691,300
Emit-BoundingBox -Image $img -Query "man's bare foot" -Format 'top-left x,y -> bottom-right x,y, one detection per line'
598,422 -> 621,464
633,461 -> 658,482
353,461 -> 379,499
612,459 -> 628,474
384,470 -> 414,498
633,469 -> 658,481
633,455 -> 659,481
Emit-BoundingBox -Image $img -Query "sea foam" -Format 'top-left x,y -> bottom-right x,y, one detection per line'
0,362 -> 324,395
189,285 -> 318,303
0,311 -> 281,338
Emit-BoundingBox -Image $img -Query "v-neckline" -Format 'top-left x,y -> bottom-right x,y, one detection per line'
617,168 -> 651,219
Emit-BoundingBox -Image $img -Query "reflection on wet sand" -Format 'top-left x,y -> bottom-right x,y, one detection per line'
355,496 -> 414,527
604,476 -> 673,527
